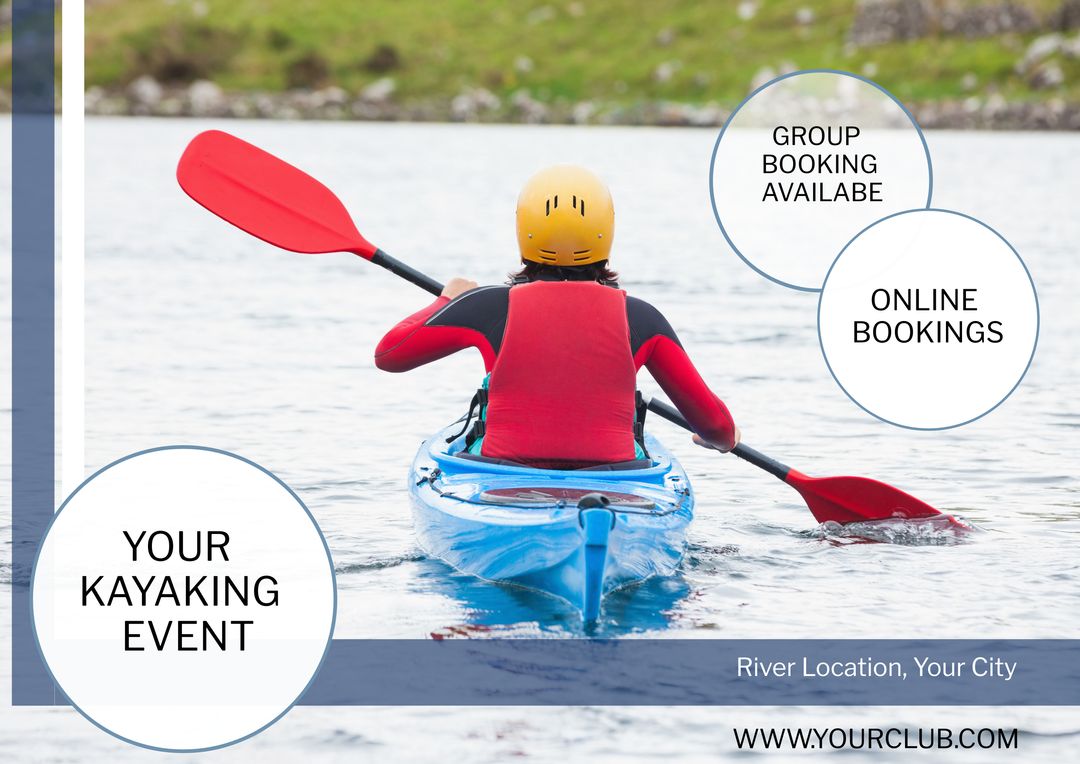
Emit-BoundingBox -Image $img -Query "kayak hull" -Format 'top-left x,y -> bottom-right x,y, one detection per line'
409,424 -> 694,620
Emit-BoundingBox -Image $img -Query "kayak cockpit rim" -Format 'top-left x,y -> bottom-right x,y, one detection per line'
430,432 -> 675,481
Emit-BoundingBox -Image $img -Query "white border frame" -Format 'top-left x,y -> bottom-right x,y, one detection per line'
61,1 -> 85,495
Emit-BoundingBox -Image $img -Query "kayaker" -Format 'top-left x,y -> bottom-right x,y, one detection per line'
375,165 -> 739,469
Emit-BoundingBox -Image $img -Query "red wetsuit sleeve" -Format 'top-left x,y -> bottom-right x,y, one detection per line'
635,335 -> 737,450
374,296 -> 497,372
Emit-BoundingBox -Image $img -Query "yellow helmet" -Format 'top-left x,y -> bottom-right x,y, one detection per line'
516,165 -> 614,266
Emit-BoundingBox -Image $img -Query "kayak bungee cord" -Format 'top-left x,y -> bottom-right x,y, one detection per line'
415,468 -> 693,518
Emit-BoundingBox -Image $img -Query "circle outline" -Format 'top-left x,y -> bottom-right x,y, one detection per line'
29,444 -> 339,753
708,68 -> 935,292
816,207 -> 1040,430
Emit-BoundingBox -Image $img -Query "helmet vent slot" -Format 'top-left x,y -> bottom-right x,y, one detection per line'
517,166 -> 611,266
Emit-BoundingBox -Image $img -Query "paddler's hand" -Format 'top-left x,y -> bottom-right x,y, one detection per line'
693,426 -> 741,453
441,277 -> 478,301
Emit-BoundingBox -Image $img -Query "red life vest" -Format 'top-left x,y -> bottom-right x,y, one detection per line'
481,281 -> 638,468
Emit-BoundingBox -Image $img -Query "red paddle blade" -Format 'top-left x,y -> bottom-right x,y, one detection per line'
788,472 -> 957,526
177,130 -> 377,259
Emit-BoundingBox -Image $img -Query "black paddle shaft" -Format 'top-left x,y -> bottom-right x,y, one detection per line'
645,398 -> 792,482
372,249 -> 444,296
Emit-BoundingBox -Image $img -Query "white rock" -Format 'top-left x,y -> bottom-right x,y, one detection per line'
572,100 -> 595,124
1029,33 -> 1063,59
351,101 -> 381,120
1029,62 -> 1065,89
1062,34 -> 1080,58
127,75 -> 163,106
795,7 -> 814,25
187,80 -> 225,116
567,1 -> 586,18
472,87 -> 500,110
737,1 -> 757,21
1017,33 -> 1063,73
451,87 -> 501,120
319,86 -> 348,106
84,86 -> 105,111
653,60 -> 679,83
511,89 -> 548,123
749,66 -> 776,92
254,93 -> 277,118
514,56 -> 534,74
360,77 -> 396,103
451,96 -> 477,120
687,102 -> 725,126
225,98 -> 251,118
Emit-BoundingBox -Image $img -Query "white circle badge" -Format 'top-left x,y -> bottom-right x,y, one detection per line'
32,447 -> 336,752
818,209 -> 1039,429
710,70 -> 932,291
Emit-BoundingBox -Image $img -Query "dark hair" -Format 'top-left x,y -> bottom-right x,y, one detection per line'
508,260 -> 619,285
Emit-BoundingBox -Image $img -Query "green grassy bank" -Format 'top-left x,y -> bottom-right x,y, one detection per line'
77,0 -> 1079,108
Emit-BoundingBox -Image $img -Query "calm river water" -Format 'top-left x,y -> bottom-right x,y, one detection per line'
1,117 -> 1078,761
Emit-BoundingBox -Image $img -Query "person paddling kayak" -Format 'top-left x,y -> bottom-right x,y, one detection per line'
179,130 -> 957,533
375,165 -> 739,469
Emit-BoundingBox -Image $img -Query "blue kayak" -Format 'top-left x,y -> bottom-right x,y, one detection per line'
409,423 -> 694,621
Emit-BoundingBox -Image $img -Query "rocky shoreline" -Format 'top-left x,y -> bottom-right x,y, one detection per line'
71,18 -> 1080,131
79,76 -> 1080,130
5,1 -> 1080,129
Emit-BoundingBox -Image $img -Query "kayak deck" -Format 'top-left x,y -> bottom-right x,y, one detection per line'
409,424 -> 694,621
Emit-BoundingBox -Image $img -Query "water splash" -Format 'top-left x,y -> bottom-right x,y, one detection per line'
335,551 -> 426,575
812,515 -> 976,546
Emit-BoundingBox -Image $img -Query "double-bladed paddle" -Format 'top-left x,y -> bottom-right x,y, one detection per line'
177,129 -> 963,528
177,129 -> 442,296
646,398 -> 963,526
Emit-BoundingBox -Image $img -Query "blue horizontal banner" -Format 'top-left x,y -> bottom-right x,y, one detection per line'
301,639 -> 1080,705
